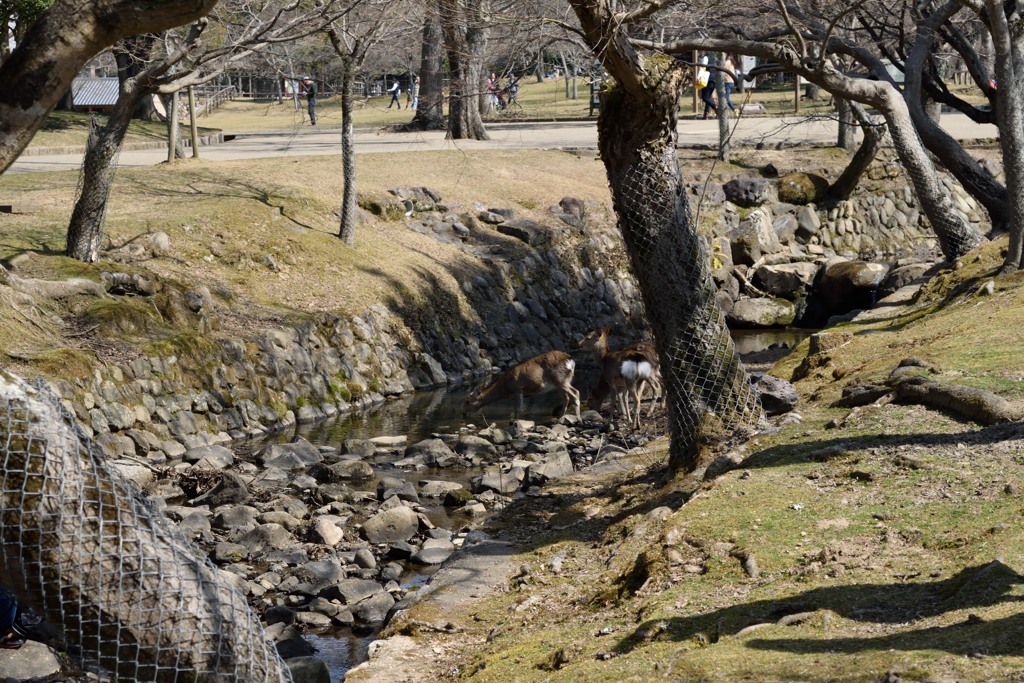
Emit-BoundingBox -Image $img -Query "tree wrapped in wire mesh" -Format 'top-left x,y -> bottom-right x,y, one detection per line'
0,371 -> 290,682
569,1 -> 766,473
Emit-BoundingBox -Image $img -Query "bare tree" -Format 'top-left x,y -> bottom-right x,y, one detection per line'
406,2 -> 446,130
441,0 -> 489,139
0,0 -> 220,173
634,29 -> 985,261
958,0 -> 1024,272
568,0 -> 766,475
322,0 -> 394,244
66,0 -> 346,262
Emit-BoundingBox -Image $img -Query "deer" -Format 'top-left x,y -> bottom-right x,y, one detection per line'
464,350 -> 581,422
579,328 -> 661,429
587,341 -> 663,417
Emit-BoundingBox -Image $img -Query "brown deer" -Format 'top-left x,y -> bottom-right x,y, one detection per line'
464,350 -> 581,422
579,328 -> 660,428
587,341 -> 663,417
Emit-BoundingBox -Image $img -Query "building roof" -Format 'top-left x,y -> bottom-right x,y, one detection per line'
71,77 -> 120,107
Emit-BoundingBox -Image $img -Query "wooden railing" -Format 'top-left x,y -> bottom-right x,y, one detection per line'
194,85 -> 237,117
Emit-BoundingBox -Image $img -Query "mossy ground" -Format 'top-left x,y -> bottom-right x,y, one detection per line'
4,137 -> 1024,681
350,238 -> 1024,683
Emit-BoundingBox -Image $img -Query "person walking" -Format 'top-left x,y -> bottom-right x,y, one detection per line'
697,55 -> 717,119
411,75 -> 420,111
387,79 -> 401,109
301,77 -> 318,126
722,55 -> 737,112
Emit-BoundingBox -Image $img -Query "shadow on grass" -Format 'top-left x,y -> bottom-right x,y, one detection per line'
743,420 -> 1024,471
618,560 -> 1024,657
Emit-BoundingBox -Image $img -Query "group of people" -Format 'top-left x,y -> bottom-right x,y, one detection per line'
295,74 -> 423,126
387,76 -> 420,110
695,53 -> 738,119
486,72 -> 520,111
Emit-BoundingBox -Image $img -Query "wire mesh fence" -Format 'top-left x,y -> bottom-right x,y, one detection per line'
608,141 -> 766,466
0,372 -> 290,682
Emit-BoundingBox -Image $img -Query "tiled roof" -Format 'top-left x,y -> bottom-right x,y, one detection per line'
71,77 -> 120,107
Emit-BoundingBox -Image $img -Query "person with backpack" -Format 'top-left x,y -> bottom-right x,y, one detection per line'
301,77 -> 317,126
696,54 -> 717,119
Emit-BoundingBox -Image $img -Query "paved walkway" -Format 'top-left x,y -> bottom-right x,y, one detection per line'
6,113 -> 999,174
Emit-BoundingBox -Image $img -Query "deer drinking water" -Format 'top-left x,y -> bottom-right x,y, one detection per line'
579,328 -> 660,428
464,350 -> 581,422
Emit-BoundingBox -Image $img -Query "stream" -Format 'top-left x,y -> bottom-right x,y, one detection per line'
262,329 -> 811,679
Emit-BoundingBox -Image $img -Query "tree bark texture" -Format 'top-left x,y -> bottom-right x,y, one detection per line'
65,96 -> 137,262
904,0 -> 1010,234
409,5 -> 446,130
827,102 -> 885,202
836,98 -> 856,151
0,0 -> 218,173
441,0 -> 489,140
570,0 -> 765,474
0,372 -> 289,682
339,57 -> 358,245
984,0 -> 1024,271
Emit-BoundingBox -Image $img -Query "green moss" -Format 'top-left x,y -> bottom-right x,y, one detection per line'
83,298 -> 164,337
29,348 -> 95,378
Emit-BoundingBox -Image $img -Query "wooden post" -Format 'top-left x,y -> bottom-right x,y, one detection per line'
794,73 -> 801,113
187,86 -> 200,159
167,91 -> 179,163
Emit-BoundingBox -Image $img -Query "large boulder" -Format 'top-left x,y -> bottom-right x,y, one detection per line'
404,438 -> 459,468
727,297 -> 796,328
795,205 -> 822,242
729,208 -> 783,266
753,374 -> 801,416
878,262 -> 933,299
776,173 -> 829,205
753,262 -> 820,299
258,438 -> 323,470
360,505 -> 420,544
723,177 -> 775,207
813,259 -> 890,318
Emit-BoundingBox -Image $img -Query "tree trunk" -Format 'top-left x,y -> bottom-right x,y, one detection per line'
597,79 -> 764,474
0,372 -> 290,683
0,0 -> 218,173
985,0 -> 1024,271
836,97 -> 856,151
339,57 -> 358,245
66,90 -> 141,262
715,52 -> 730,162
441,0 -> 489,140
570,1 -> 765,474
187,85 -> 200,159
408,5 -> 445,130
882,88 -> 985,260
827,102 -> 885,202
66,36 -> 159,263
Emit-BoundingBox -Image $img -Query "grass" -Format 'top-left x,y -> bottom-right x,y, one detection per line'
27,77 -> 842,147
6,134 -> 1024,681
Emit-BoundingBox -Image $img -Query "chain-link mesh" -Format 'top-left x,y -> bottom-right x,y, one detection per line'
0,372 -> 290,682
606,141 -> 765,469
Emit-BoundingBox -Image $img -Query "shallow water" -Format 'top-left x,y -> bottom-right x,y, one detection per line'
286,330 -> 802,678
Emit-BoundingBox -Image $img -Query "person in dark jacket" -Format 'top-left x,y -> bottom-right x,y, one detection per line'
302,77 -> 317,126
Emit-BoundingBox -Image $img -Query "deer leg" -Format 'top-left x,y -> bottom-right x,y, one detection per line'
566,384 -> 581,420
